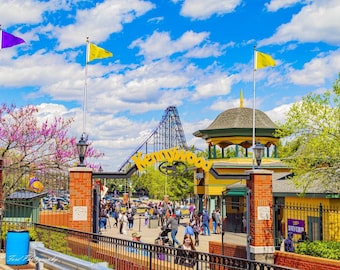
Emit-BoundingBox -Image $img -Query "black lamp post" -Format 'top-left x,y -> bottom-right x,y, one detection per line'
76,133 -> 88,167
253,141 -> 265,168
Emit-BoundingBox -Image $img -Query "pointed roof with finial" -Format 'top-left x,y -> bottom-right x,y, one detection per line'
193,91 -> 280,149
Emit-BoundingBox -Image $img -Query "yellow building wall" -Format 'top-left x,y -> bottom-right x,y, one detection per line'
283,197 -> 340,242
198,157 -> 290,197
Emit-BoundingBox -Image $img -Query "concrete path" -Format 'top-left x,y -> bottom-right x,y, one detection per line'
102,216 -> 247,253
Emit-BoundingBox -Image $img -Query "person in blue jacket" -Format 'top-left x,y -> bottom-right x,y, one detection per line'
284,232 -> 295,252
201,210 -> 210,236
184,221 -> 194,236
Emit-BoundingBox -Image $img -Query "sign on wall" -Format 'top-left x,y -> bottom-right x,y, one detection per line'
287,219 -> 305,234
257,206 -> 270,220
73,206 -> 88,221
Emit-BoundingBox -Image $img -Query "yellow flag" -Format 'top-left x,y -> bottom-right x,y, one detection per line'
256,51 -> 276,69
88,43 -> 113,63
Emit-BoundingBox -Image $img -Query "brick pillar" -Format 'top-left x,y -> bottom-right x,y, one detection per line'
246,169 -> 274,263
68,167 -> 93,233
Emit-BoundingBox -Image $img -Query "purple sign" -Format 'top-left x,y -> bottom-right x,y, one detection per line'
287,219 -> 305,234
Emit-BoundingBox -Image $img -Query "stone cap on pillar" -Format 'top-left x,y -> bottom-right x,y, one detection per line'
245,169 -> 273,175
69,167 -> 93,172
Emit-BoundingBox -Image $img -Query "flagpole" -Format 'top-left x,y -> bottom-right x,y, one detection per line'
0,25 -> 2,50
252,46 -> 257,170
83,37 -> 89,134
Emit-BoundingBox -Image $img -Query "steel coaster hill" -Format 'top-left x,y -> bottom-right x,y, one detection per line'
94,106 -> 189,179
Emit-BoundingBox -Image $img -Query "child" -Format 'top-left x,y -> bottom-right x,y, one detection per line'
144,208 -> 149,226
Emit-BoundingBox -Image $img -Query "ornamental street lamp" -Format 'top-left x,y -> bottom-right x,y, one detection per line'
76,133 -> 88,167
253,141 -> 265,168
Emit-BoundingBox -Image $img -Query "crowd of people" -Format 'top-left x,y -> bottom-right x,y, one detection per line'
98,197 -> 224,248
98,197 -> 312,268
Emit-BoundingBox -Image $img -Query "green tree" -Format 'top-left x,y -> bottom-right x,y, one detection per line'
130,162 -> 194,201
275,75 -> 340,194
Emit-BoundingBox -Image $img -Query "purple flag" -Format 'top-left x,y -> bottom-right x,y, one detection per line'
1,30 -> 25,49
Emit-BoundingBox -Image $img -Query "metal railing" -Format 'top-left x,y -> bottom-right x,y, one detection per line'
273,202 -> 340,248
27,223 -> 294,270
33,245 -> 110,270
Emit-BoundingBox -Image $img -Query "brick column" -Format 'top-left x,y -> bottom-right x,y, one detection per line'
246,169 -> 274,263
68,167 -> 93,233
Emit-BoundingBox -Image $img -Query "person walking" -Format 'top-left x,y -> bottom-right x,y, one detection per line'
144,208 -> 149,227
215,209 -> 221,234
158,206 -> 164,226
127,208 -> 134,230
120,211 -> 128,235
211,210 -> 217,234
201,210 -> 211,236
118,211 -> 123,234
112,208 -> 119,228
166,213 -> 180,246
192,215 -> 201,246
175,207 -> 182,224
184,221 -> 194,237
99,206 -> 108,230
189,203 -> 195,222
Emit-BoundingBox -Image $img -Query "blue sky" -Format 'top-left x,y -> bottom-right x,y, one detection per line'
1,0 -> 339,171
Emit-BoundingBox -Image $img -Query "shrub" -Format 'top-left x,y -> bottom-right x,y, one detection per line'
296,241 -> 340,260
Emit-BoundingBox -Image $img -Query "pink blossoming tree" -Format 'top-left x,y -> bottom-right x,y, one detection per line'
0,104 -> 103,200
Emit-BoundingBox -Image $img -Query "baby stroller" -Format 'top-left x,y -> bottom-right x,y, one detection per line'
155,226 -> 172,261
154,226 -> 173,247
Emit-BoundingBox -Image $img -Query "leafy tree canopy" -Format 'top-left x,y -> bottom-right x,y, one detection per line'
275,75 -> 340,194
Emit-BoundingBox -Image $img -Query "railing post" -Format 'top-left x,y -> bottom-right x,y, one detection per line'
139,216 -> 141,232
319,203 -> 323,241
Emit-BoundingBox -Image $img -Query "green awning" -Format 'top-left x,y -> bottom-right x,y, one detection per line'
226,190 -> 246,196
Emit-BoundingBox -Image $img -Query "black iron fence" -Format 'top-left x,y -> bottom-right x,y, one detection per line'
0,222 -> 295,270
0,168 -> 70,228
223,199 -> 340,249
273,201 -> 340,248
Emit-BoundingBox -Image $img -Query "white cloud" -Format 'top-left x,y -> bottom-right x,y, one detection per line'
0,51 -> 85,101
260,0 -> 340,46
180,0 -> 241,20
265,103 -> 292,124
288,49 -> 340,85
191,74 -> 234,100
265,0 -> 303,12
131,30 -> 211,61
209,96 -> 253,111
55,0 -> 155,49
0,0 -> 47,26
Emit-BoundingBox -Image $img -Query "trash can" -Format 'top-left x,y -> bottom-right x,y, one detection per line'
6,230 -> 30,265
149,218 -> 158,228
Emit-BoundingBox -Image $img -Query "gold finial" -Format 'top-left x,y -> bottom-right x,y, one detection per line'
240,89 -> 244,108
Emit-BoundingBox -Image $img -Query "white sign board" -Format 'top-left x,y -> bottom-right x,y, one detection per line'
257,206 -> 270,220
73,206 -> 87,221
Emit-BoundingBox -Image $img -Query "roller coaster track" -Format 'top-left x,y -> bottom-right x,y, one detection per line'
118,106 -> 188,171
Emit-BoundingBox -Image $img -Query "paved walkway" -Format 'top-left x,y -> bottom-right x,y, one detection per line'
102,216 -> 247,253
